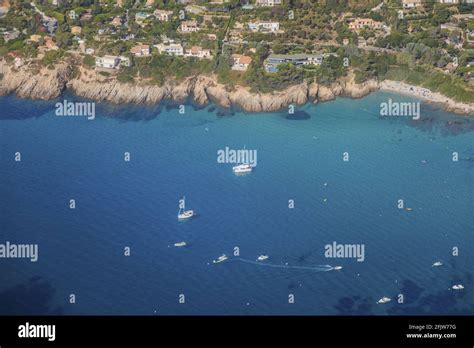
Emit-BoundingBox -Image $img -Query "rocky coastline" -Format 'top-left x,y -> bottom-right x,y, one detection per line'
0,59 -> 472,115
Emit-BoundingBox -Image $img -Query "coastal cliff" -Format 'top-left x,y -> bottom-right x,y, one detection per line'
0,61 -> 72,100
68,67 -> 380,112
0,60 -> 472,115
67,66 -> 314,112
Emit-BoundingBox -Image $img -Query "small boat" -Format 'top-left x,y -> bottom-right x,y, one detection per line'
333,266 -> 343,270
257,255 -> 269,261
174,242 -> 186,247
452,284 -> 464,290
178,210 -> 194,219
432,261 -> 443,267
405,208 -> 413,211
178,196 -> 194,220
213,254 -> 228,264
233,146 -> 253,174
377,297 -> 391,304
233,163 -> 252,174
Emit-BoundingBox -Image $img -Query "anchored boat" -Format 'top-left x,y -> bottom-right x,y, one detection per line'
178,196 -> 194,220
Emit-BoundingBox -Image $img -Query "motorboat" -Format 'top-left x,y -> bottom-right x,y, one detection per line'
233,163 -> 252,174
213,254 -> 228,264
377,297 -> 391,304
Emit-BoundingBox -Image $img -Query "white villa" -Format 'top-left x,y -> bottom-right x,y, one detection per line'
248,21 -> 280,33
185,46 -> 212,59
155,43 -> 184,56
95,55 -> 130,69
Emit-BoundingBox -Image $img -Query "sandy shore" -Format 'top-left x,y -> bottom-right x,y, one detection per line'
379,80 -> 474,115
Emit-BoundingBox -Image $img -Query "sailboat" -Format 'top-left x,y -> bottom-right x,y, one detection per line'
232,145 -> 253,174
178,196 -> 194,220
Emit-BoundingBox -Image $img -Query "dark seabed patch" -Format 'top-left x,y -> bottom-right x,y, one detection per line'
0,277 -> 63,315
285,110 -> 311,120
216,110 -> 235,117
333,295 -> 375,315
386,277 -> 473,315
407,112 -> 474,137
163,97 -> 206,112
109,105 -> 162,122
214,105 -> 235,117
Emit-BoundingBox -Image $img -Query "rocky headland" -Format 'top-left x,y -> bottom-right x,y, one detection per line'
0,59 -> 472,115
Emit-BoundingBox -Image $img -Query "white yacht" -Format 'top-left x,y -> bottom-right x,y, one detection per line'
452,284 -> 464,290
174,242 -> 186,247
213,254 -> 228,264
233,163 -> 252,174
432,261 -> 443,267
377,297 -> 391,304
257,255 -> 269,261
178,196 -> 194,220
333,266 -> 343,270
232,145 -> 254,174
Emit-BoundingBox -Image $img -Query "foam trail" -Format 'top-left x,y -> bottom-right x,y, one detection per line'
233,258 -> 334,272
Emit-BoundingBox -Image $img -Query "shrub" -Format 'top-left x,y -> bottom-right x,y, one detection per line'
82,54 -> 95,67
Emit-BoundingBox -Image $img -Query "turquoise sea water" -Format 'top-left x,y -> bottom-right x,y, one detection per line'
0,92 -> 473,315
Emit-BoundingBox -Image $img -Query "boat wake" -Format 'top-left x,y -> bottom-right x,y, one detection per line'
233,257 -> 335,272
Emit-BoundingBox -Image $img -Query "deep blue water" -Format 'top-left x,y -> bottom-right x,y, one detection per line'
0,92 -> 473,315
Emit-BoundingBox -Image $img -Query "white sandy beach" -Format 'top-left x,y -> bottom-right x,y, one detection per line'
379,80 -> 474,115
